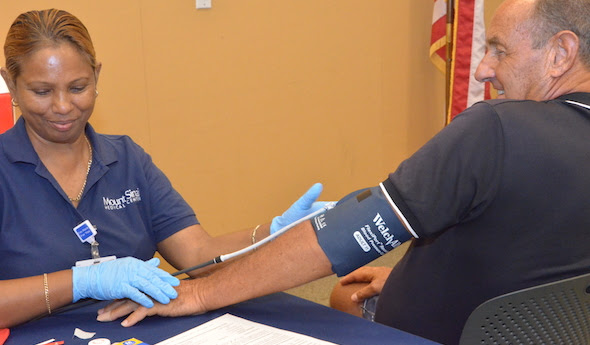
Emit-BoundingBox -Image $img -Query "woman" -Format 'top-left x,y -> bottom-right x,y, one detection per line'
0,8 -> 323,328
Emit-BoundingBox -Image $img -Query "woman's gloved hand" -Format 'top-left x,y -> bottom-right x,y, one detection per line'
72,257 -> 180,308
270,183 -> 330,234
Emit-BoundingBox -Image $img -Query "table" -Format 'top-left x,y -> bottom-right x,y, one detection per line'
7,293 -> 440,345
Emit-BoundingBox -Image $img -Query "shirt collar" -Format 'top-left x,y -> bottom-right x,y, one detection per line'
556,92 -> 590,106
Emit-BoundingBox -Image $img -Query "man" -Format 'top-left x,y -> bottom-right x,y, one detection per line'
98,1 -> 590,344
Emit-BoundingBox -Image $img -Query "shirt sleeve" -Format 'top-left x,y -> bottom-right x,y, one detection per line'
385,102 -> 504,238
137,145 -> 199,243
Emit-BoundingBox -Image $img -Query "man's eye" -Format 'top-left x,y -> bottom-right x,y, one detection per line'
493,48 -> 506,57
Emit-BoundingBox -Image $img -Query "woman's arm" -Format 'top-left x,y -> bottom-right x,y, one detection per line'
0,270 -> 73,328
1,257 -> 180,328
156,223 -> 271,277
158,183 -> 327,277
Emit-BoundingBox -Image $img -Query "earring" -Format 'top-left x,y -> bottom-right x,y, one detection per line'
95,89 -> 99,97
11,98 -> 18,107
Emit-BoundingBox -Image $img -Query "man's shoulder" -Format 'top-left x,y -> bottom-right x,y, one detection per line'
472,98 -> 548,112
455,93 -> 590,122
477,92 -> 590,111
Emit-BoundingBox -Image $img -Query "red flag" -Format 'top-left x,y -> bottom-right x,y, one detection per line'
431,0 -> 490,124
0,78 -> 14,134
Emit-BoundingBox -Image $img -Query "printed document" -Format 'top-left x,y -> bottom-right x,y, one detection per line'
155,313 -> 337,345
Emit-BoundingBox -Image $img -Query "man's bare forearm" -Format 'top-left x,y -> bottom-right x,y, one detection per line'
97,220 -> 335,325
197,220 -> 334,311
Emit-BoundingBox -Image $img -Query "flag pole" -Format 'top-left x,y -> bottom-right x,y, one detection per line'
445,0 -> 455,124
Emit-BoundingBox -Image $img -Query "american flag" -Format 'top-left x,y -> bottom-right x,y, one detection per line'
431,0 -> 490,124
0,77 -> 14,134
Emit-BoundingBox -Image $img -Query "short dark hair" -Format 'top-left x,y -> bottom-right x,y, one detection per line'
3,9 -> 97,81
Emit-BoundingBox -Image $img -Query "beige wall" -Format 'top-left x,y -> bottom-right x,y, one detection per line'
0,1 -> 502,263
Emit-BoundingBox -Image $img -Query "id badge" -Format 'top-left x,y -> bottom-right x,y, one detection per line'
75,255 -> 117,267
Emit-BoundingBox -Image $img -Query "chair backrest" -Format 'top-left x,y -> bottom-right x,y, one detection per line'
459,272 -> 590,345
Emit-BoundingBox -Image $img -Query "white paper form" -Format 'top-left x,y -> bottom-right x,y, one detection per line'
155,313 -> 338,345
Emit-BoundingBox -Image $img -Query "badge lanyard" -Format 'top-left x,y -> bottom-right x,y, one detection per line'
73,220 -> 116,266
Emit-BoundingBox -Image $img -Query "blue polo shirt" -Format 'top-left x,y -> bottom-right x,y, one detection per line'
0,118 -> 199,279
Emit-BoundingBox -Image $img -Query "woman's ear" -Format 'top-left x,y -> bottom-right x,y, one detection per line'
94,62 -> 102,85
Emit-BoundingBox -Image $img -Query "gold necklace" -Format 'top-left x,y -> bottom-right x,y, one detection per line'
69,136 -> 92,202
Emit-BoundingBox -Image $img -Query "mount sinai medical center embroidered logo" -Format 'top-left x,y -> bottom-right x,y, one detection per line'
103,188 -> 142,210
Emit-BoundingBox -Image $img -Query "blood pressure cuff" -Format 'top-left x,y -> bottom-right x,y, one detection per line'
311,184 -> 414,276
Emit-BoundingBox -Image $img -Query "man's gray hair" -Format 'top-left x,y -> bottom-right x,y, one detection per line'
530,0 -> 590,66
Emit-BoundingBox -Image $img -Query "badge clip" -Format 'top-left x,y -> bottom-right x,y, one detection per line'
73,220 -> 116,266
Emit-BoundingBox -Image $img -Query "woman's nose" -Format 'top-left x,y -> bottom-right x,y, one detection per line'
52,91 -> 74,114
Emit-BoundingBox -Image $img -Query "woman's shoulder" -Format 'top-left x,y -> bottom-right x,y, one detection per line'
90,131 -> 150,165
93,132 -> 145,151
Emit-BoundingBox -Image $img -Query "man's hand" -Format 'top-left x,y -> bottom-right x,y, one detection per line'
97,220 -> 334,327
96,280 -> 202,326
339,266 -> 392,303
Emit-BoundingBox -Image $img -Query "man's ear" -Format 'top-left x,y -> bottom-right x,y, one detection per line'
548,30 -> 579,77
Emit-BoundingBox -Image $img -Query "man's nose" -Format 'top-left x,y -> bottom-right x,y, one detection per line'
474,54 -> 496,83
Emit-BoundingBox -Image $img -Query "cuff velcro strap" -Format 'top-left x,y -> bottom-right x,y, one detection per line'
312,184 -> 412,276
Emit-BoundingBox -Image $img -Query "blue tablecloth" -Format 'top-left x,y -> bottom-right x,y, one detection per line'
7,293 -> 440,345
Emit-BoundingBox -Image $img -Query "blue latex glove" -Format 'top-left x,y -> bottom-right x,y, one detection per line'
72,257 -> 180,308
270,183 -> 330,234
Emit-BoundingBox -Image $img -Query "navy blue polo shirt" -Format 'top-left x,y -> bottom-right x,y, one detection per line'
0,117 -> 198,279
375,93 -> 590,345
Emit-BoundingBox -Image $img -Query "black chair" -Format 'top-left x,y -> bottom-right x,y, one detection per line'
459,272 -> 590,345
